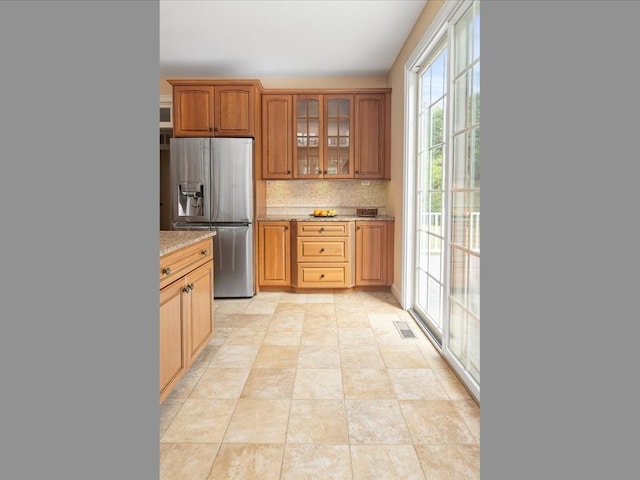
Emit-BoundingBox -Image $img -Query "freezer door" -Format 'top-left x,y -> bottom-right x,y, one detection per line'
170,138 -> 211,224
210,138 -> 254,223
211,224 -> 254,298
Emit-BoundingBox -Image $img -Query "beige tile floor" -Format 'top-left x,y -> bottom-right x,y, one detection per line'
160,291 -> 480,479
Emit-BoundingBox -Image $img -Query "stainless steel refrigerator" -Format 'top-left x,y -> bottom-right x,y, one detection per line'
169,137 -> 254,298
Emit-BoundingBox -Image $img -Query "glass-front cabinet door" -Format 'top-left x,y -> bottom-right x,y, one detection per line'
324,95 -> 353,178
294,95 -> 323,178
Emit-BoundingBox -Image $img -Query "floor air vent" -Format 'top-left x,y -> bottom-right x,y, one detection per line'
393,321 -> 416,339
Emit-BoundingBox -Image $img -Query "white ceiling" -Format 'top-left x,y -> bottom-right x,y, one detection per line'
159,0 -> 428,78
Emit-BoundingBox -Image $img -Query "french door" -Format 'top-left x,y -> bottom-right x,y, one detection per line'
409,0 -> 480,399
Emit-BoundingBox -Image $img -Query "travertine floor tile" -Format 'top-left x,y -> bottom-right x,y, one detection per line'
388,369 -> 449,400
189,368 -> 250,399
454,398 -> 480,443
223,398 -> 291,443
253,345 -> 299,369
207,444 -> 284,480
379,345 -> 430,368
433,368 -> 473,400
160,293 -> 480,479
208,345 -> 259,368
293,368 -> 344,399
165,366 -> 206,400
160,443 -> 219,480
399,400 -> 476,445
345,399 -> 413,444
286,399 -> 349,444
161,399 -> 237,443
281,444 -> 352,480
223,327 -> 266,345
244,300 -> 278,315
338,327 -> 377,345
240,368 -> 296,399
415,444 -> 480,480
350,444 -> 425,480
342,368 -> 396,399
297,344 -> 341,369
339,345 -> 385,369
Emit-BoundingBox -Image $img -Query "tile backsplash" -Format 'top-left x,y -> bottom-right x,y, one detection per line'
265,180 -> 387,216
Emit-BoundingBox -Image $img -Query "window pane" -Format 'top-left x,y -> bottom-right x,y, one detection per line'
452,133 -> 467,189
454,71 -> 470,132
468,253 -> 480,315
472,63 -> 480,126
450,246 -> 467,304
430,48 -> 447,102
470,128 -> 480,189
430,146 -> 443,190
431,99 -> 444,146
426,276 -> 442,328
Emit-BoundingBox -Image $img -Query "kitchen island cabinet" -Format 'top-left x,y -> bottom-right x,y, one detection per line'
159,231 -> 215,403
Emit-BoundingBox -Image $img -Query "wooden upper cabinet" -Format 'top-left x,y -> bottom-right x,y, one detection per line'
215,85 -> 254,136
293,95 -> 324,178
173,85 -> 214,137
354,93 -> 391,179
170,81 -> 257,137
324,95 -> 354,178
262,94 -> 293,179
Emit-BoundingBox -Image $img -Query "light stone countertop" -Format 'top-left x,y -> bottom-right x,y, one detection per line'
257,214 -> 394,222
160,230 -> 216,257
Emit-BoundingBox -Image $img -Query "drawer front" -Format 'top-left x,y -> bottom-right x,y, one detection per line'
297,221 -> 349,236
297,237 -> 349,262
160,238 -> 213,288
297,263 -> 350,288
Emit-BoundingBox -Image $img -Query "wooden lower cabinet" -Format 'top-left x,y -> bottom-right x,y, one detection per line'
258,221 -> 291,287
159,238 -> 214,403
257,219 -> 394,291
355,220 -> 394,286
293,221 -> 355,289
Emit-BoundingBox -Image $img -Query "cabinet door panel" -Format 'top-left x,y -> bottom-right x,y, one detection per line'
356,221 -> 391,285
215,86 -> 253,136
186,262 -> 214,362
173,86 -> 214,137
354,94 -> 386,178
259,222 -> 291,286
160,281 -> 187,400
262,95 -> 293,178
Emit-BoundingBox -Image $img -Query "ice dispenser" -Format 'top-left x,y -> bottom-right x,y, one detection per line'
178,182 -> 204,217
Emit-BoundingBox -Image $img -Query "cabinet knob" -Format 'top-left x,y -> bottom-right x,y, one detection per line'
320,248 -> 325,253
284,226 -> 288,231
355,170 -> 359,174
201,250 -> 208,256
182,286 -> 190,293
189,283 -> 194,290
323,170 -> 328,174
320,273 -> 325,278
319,227 -> 324,232
162,267 -> 171,275
287,170 -> 291,174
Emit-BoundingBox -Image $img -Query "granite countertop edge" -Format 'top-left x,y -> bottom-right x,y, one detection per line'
160,231 -> 217,257
257,215 -> 395,222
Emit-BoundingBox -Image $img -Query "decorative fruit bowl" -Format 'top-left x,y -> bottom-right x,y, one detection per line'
312,209 -> 337,217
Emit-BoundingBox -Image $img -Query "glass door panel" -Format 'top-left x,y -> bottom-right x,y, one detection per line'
325,96 -> 352,177
295,97 -> 322,177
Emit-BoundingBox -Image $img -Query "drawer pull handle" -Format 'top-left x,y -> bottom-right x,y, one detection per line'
201,250 -> 208,256
162,267 -> 172,275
